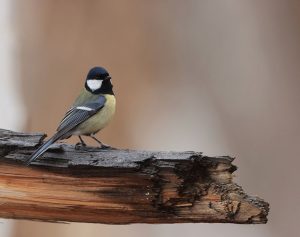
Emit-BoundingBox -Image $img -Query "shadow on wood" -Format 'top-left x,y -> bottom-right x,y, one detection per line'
0,129 -> 269,224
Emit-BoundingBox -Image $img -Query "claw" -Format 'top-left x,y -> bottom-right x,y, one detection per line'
75,142 -> 86,150
100,144 -> 111,149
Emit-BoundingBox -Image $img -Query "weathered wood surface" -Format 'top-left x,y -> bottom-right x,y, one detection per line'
0,129 -> 269,224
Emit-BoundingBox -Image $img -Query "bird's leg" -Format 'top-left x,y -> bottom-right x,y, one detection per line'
75,136 -> 87,149
79,136 -> 87,146
90,134 -> 111,149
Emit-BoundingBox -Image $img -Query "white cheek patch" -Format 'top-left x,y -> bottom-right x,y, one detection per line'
87,80 -> 103,91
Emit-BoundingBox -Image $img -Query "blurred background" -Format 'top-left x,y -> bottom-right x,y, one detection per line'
1,0 -> 300,236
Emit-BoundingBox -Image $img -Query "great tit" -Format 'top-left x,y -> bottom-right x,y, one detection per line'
26,66 -> 116,165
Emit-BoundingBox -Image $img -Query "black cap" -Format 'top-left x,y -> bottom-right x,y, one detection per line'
86,67 -> 110,80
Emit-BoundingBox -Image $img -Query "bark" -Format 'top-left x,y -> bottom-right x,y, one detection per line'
0,129 -> 269,224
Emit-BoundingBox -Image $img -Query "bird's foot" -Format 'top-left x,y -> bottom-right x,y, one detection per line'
100,143 -> 111,149
75,142 -> 87,150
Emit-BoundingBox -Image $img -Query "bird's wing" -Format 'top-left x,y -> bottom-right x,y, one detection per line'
25,95 -> 106,166
56,95 -> 106,134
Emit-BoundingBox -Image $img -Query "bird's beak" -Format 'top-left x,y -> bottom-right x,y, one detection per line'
105,76 -> 111,80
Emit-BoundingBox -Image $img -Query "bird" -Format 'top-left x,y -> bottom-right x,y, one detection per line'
25,66 -> 116,166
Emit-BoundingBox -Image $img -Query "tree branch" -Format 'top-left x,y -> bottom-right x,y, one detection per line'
0,129 -> 269,224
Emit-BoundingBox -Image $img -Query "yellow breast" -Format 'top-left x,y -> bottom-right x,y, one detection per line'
74,94 -> 116,135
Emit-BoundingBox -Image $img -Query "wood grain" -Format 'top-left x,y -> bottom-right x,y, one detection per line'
0,129 -> 269,224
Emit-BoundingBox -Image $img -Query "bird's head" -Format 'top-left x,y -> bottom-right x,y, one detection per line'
85,67 -> 113,95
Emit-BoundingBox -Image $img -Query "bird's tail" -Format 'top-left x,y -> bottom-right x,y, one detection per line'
25,135 -> 60,166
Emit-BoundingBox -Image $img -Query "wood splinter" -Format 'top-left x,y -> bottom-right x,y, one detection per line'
0,129 -> 269,224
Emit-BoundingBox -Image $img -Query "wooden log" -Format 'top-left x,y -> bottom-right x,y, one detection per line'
0,129 -> 269,224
